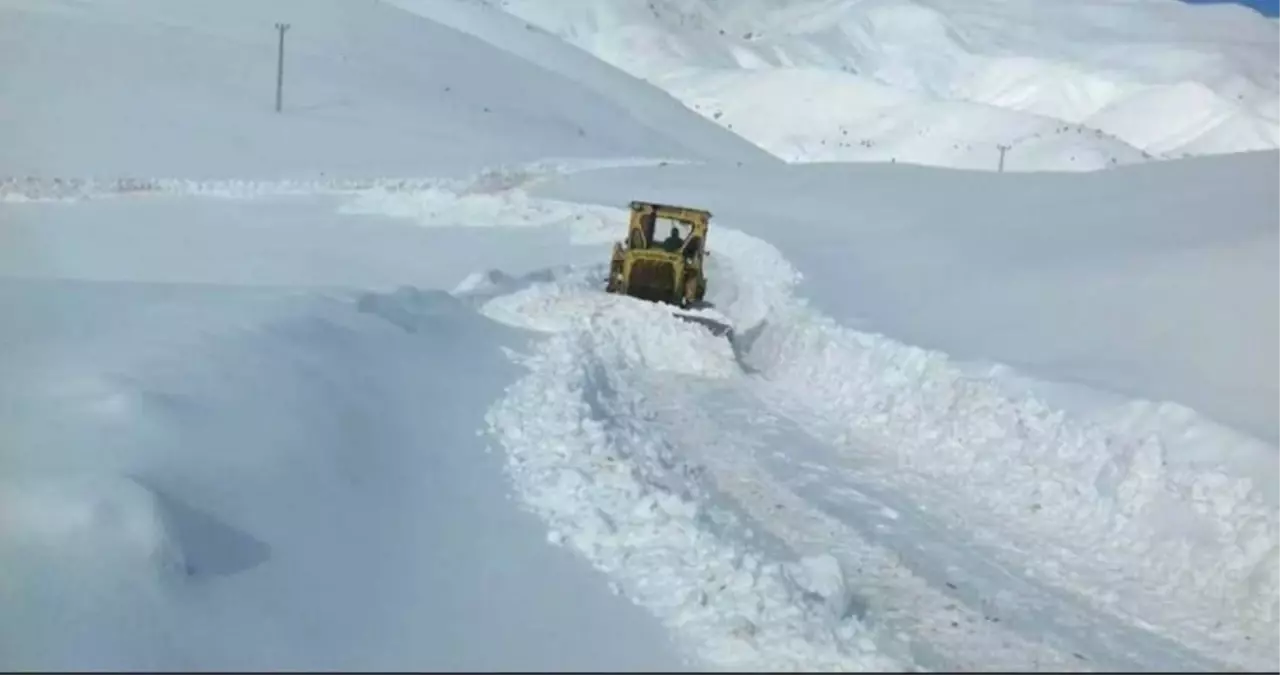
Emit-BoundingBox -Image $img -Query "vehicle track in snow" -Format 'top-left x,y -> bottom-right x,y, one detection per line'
624,368 -> 1093,672
474,270 -> 1242,672
672,374 -> 1228,672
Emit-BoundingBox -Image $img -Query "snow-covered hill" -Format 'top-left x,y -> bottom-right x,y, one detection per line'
0,0 -> 770,179
2,0 -> 1276,672
490,0 -> 1280,169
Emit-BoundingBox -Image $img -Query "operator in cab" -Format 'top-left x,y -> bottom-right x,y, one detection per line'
662,225 -> 684,253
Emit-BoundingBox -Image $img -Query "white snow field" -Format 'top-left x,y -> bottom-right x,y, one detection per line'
0,0 -> 770,179
2,0 -> 1278,672
489,0 -> 1280,169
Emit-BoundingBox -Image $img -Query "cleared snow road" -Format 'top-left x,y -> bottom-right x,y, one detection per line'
474,261 -> 1247,672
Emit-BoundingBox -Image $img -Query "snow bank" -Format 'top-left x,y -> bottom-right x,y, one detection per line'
0,475 -> 185,574
0,280 -> 688,671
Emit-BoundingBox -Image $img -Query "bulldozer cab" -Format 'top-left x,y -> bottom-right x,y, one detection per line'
628,202 -> 707,259
647,217 -> 691,254
607,200 -> 712,308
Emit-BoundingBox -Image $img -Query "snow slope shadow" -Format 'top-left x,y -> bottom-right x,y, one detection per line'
140,481 -> 271,579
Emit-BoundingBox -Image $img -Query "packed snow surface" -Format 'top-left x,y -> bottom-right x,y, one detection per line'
2,0 -> 1277,672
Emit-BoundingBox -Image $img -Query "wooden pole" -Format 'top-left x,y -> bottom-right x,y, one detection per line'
275,23 -> 290,113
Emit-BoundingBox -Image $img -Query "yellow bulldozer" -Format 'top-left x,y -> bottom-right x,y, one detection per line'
605,200 -> 731,337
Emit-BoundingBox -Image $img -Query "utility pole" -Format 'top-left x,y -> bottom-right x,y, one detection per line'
997,144 -> 1010,173
275,22 -> 290,113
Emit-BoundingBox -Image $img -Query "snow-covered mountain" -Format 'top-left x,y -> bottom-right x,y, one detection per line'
488,0 -> 1280,169
1,0 -> 1276,672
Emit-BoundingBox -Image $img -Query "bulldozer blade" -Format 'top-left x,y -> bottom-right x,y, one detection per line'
671,307 -> 734,340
